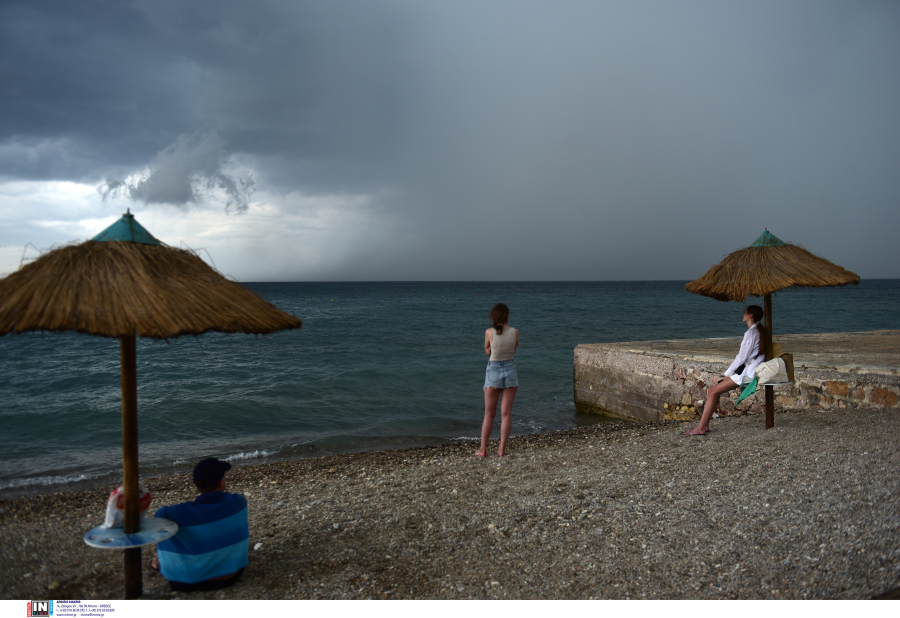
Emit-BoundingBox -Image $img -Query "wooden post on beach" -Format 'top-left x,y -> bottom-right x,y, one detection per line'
764,294 -> 774,430
120,333 -> 142,599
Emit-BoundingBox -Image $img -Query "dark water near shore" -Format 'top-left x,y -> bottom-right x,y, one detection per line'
1,279 -> 898,499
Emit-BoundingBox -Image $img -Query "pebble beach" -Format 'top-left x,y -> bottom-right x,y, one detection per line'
2,407 -> 899,600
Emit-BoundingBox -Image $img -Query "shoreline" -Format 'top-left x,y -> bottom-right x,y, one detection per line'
0,417 -> 636,504
2,408 -> 898,600
0,412 -> 619,502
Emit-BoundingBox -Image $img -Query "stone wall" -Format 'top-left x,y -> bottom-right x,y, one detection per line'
574,331 -> 900,422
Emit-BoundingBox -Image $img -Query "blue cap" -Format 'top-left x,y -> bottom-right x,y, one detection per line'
193,458 -> 232,487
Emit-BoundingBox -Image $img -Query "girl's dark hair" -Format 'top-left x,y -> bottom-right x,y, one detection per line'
490,303 -> 509,335
746,305 -> 766,356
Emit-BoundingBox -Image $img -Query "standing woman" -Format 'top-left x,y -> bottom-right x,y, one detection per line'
475,303 -> 519,457
685,305 -> 766,436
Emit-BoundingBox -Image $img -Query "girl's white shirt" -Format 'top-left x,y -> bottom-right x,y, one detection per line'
487,325 -> 518,361
724,323 -> 764,385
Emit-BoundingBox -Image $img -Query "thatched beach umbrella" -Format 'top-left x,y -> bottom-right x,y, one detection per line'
0,211 -> 302,597
686,230 -> 859,429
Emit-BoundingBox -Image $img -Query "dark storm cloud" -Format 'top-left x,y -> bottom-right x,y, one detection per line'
0,1 -> 195,178
1,0 -> 898,278
1,0 -> 412,188
99,132 -> 255,213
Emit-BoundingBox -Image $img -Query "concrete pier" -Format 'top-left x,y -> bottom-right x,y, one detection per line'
574,330 -> 900,422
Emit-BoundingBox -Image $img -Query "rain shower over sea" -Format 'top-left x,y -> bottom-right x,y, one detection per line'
2,280 -> 898,499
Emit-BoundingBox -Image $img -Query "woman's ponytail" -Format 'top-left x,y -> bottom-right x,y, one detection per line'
490,303 -> 509,335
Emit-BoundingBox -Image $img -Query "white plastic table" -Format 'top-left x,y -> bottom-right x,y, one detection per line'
84,517 -> 178,549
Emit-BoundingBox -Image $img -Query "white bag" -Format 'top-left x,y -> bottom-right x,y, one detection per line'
102,482 -> 152,528
755,357 -> 789,385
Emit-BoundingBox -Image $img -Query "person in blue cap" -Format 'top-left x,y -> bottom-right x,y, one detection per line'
150,457 -> 249,592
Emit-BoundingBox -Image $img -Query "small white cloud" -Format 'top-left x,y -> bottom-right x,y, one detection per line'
99,132 -> 255,214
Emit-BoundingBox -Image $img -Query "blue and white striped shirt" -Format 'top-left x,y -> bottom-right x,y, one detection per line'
154,491 -> 249,584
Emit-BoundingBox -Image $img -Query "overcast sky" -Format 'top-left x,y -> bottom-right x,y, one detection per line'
1,0 -> 898,281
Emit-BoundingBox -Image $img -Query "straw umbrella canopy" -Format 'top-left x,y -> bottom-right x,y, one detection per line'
0,210 -> 302,597
0,212 -> 301,338
686,229 -> 859,428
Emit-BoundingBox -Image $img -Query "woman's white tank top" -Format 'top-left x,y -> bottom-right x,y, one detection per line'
489,326 -> 517,361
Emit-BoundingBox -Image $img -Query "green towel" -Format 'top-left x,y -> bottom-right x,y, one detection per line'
735,377 -> 758,404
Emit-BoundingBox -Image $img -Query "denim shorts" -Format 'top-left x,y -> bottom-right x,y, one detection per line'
484,359 -> 519,389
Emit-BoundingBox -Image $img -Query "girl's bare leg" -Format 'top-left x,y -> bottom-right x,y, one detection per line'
497,387 -> 517,456
686,379 -> 739,435
475,387 -> 501,456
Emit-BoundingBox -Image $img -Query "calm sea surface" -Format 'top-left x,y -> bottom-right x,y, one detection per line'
2,280 -> 898,499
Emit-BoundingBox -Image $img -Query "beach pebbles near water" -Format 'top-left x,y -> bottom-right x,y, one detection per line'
2,408 -> 898,600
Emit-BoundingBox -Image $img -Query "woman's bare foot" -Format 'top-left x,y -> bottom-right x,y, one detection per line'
473,450 -> 487,457
684,426 -> 709,436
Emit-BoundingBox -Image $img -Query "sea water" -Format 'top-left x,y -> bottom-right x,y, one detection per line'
1,280 -> 898,499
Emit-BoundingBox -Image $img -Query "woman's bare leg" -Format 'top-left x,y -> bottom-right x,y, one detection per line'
497,387 -> 517,456
685,379 -> 739,435
475,387 -> 501,456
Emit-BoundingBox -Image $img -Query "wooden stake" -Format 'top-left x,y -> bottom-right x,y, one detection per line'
120,334 -> 142,599
764,294 -> 774,430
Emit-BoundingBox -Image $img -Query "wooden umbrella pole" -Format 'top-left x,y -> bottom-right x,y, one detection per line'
764,294 -> 774,430
120,333 -> 142,599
